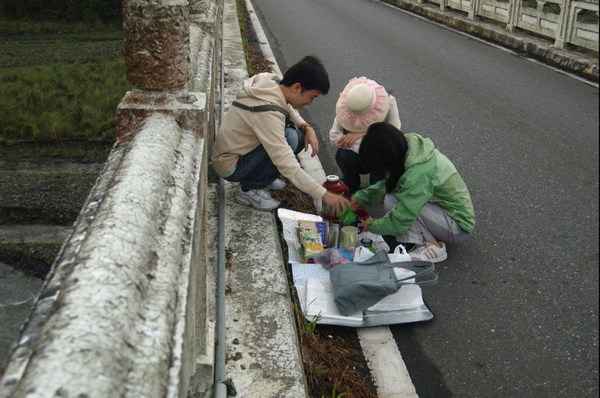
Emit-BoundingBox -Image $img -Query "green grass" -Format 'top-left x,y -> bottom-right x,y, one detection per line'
0,18 -> 122,36
321,385 -> 348,398
0,32 -> 125,68
236,0 -> 256,76
0,59 -> 131,142
0,20 -> 130,143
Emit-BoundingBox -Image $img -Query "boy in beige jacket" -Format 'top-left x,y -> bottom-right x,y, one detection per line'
211,56 -> 348,212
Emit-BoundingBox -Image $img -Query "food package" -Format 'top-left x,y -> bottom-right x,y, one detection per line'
298,221 -> 327,259
298,221 -> 327,243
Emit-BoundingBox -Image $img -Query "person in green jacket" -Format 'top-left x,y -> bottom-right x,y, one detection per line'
349,122 -> 475,263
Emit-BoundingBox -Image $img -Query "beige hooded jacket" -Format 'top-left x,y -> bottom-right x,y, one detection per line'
211,73 -> 327,199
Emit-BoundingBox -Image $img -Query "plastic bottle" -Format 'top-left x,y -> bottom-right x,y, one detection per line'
320,175 -> 349,220
360,238 -> 373,249
360,238 -> 376,253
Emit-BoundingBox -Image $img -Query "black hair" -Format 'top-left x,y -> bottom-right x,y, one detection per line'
280,55 -> 330,94
359,122 -> 408,193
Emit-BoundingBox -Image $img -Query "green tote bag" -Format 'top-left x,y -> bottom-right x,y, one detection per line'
329,250 -> 438,316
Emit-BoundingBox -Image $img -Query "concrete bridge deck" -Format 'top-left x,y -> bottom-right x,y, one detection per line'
0,0 -> 597,397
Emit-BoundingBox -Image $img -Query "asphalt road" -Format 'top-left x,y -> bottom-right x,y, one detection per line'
250,0 -> 599,396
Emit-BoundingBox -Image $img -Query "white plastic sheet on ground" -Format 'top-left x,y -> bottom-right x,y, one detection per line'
278,208 -> 434,327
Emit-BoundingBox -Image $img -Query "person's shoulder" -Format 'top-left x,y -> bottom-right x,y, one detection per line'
254,71 -> 280,78
251,72 -> 281,85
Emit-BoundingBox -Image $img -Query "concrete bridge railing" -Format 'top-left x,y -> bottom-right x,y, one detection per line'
390,0 -> 599,51
0,0 -> 225,396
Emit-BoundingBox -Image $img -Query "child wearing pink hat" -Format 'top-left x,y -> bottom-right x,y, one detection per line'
329,76 -> 402,194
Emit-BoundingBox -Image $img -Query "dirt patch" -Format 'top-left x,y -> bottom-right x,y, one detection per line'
0,140 -> 112,161
0,141 -> 112,225
0,243 -> 61,279
0,173 -> 99,225
0,140 -> 112,275
302,325 -> 377,398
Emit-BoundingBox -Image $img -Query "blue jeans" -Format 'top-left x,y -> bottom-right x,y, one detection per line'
225,127 -> 304,190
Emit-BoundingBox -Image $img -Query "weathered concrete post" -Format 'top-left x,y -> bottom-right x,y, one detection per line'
118,0 -> 206,141
554,0 -> 573,48
123,0 -> 190,89
506,0 -> 519,32
468,0 -> 479,19
440,0 -> 447,12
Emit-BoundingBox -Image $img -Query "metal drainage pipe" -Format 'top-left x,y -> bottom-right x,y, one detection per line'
213,0 -> 228,396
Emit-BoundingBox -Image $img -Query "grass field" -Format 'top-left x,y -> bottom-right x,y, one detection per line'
0,20 -> 130,142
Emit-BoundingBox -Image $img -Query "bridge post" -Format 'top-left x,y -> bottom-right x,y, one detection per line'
123,0 -> 190,89
553,0 -> 573,48
117,0 -> 205,142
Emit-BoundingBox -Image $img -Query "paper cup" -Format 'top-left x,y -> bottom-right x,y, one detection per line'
340,226 -> 358,248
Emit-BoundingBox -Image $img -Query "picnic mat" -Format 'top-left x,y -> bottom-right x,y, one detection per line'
277,208 -> 434,327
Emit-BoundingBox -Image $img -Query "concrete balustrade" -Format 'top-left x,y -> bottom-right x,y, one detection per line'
0,114 -> 205,397
385,0 -> 598,80
0,0 -> 223,396
391,0 -> 599,52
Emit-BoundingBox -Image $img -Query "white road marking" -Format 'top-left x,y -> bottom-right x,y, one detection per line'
358,327 -> 419,398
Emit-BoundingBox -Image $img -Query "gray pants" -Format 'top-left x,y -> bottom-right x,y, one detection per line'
384,194 -> 469,244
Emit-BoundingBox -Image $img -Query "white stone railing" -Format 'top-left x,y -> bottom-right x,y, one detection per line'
0,0 -> 223,397
400,0 -> 599,51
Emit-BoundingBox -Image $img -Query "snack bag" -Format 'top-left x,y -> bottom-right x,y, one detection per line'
313,247 -> 355,270
298,220 -> 327,260
298,220 -> 327,244
299,232 -> 325,259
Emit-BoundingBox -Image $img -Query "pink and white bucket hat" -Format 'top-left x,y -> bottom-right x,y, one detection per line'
335,76 -> 390,133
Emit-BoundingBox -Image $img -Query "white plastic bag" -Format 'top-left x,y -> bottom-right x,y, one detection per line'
388,244 -> 411,262
353,246 -> 375,262
355,244 -> 410,263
